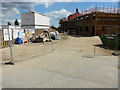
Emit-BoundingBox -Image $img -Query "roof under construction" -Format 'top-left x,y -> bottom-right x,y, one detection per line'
59,6 -> 119,23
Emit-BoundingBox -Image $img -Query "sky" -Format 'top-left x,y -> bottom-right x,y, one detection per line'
0,0 -> 120,27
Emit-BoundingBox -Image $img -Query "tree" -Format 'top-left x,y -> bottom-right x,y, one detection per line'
14,19 -> 19,26
8,22 -> 11,26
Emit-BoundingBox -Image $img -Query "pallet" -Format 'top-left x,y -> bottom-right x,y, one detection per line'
0,40 -> 15,49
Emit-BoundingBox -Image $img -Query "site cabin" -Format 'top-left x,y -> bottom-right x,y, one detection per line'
21,10 -> 50,36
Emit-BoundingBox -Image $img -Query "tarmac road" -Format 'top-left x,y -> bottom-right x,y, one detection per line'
2,35 -> 118,88
2,50 -> 118,88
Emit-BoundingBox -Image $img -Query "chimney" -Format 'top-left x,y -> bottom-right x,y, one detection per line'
76,8 -> 79,13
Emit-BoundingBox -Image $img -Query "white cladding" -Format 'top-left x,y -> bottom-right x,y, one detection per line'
35,13 -> 50,26
21,12 -> 50,29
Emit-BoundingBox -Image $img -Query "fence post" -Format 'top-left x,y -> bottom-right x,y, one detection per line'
7,26 -> 14,65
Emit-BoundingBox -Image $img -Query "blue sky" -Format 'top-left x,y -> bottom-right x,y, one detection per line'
34,2 -> 118,13
1,1 -> 119,27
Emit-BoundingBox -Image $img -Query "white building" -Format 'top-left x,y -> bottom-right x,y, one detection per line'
21,10 -> 50,34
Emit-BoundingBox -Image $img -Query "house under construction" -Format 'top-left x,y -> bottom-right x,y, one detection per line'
75,11 -> 120,36
59,7 -> 120,36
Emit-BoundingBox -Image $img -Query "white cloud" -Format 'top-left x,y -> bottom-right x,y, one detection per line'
1,2 -> 21,25
45,9 -> 71,27
45,9 -> 71,18
39,2 -> 54,8
1,2 -> 35,25
2,7 -> 20,18
2,0 -> 119,10
1,2 -> 55,25
15,2 -> 36,10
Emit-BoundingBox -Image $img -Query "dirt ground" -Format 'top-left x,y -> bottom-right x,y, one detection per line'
2,33 -> 116,63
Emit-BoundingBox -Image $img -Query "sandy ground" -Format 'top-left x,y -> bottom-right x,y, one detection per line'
2,33 -> 116,63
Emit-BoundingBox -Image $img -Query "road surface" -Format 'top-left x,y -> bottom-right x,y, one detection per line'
2,35 -> 118,88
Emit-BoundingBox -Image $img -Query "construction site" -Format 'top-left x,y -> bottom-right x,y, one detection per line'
0,2 -> 120,89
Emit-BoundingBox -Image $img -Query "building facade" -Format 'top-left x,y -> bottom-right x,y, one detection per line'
59,8 -> 120,36
75,12 -> 120,36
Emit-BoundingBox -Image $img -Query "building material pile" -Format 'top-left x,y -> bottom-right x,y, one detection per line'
31,30 -> 50,43
49,28 -> 60,40
31,28 -> 60,43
